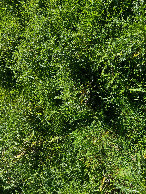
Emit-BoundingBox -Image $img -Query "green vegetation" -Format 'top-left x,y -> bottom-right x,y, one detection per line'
0,0 -> 145,193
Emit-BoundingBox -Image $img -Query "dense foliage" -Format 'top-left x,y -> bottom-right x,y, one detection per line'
0,0 -> 145,193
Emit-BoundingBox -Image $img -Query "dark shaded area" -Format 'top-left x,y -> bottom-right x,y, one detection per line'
0,66 -> 16,89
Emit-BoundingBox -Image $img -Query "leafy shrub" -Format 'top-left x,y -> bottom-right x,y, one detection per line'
0,0 -> 145,193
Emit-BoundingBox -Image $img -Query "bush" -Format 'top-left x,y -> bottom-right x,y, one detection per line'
0,0 -> 145,193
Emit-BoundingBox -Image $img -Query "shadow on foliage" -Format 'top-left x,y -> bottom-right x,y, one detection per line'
0,66 -> 16,89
